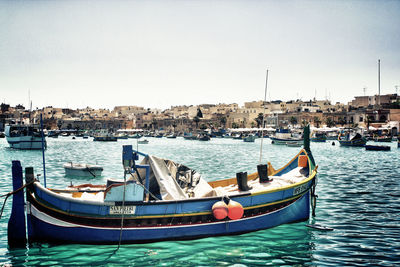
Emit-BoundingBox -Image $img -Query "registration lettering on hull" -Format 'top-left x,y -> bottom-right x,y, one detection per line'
109,206 -> 136,215
293,183 -> 308,196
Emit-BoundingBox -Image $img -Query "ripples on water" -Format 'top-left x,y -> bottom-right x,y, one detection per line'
0,137 -> 399,266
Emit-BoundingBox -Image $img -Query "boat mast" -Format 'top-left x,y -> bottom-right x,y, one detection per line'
259,69 -> 269,164
378,59 -> 381,107
28,89 -> 31,124
40,114 -> 47,187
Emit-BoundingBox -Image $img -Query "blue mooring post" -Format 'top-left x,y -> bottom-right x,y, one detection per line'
8,161 -> 27,248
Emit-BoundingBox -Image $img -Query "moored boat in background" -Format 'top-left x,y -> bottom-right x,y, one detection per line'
4,124 -> 46,150
63,162 -> 103,177
373,136 -> 392,142
286,141 -> 302,147
338,130 -> 367,147
183,133 -> 197,140
270,129 -> 302,145
365,145 -> 390,151
93,130 -> 117,142
310,132 -> 327,142
243,134 -> 256,142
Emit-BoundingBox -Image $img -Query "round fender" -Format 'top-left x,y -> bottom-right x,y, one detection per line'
212,201 -> 228,220
227,200 -> 244,220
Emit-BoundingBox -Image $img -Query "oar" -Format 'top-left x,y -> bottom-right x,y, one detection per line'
86,166 -> 96,178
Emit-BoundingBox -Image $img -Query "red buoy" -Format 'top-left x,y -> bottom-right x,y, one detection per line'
227,200 -> 244,220
212,201 -> 228,220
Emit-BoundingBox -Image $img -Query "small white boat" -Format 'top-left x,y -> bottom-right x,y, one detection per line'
138,139 -> 149,144
286,141 -> 302,147
63,162 -> 103,177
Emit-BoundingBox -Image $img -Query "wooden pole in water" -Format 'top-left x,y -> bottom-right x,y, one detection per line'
259,69 -> 269,164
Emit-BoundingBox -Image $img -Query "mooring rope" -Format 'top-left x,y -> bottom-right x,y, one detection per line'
311,180 -> 318,217
116,174 -> 127,250
0,179 -> 36,219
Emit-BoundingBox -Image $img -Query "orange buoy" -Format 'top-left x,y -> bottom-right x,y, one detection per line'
212,201 -> 228,220
227,200 -> 244,220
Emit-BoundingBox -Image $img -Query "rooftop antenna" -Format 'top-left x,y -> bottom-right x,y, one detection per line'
363,87 -> 367,96
395,85 -> 399,95
259,69 -> 269,164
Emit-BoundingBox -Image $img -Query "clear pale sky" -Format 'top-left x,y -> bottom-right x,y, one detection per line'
1,0 -> 399,110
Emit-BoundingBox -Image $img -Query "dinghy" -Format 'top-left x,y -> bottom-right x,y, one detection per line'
63,162 -> 103,177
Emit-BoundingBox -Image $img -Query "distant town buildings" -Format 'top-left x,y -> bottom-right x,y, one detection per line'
1,93 -> 399,135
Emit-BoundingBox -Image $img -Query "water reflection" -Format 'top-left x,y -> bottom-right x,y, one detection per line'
6,223 -> 316,266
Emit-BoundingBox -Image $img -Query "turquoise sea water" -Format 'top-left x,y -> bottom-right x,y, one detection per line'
1,137 -> 399,266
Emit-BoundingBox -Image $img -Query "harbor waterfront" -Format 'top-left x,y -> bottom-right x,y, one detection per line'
1,137 -> 399,265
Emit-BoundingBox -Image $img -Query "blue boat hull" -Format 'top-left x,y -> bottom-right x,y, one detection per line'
8,128 -> 318,246
26,192 -> 310,244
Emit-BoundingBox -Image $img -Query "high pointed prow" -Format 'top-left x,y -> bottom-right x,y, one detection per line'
303,125 -> 315,168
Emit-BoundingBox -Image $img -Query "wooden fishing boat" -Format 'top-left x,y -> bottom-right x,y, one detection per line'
4,124 -> 46,150
8,127 -> 318,246
373,136 -> 392,142
365,145 -> 390,151
270,129 -> 302,145
63,162 -> 103,177
243,135 -> 256,142
197,134 -> 210,141
183,133 -> 197,140
338,131 -> 367,147
93,130 -> 117,142
310,132 -> 327,143
286,141 -> 302,147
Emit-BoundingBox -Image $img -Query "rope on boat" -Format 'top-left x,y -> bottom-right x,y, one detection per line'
311,180 -> 318,217
126,168 -> 160,201
0,179 -> 36,219
117,173 -> 127,250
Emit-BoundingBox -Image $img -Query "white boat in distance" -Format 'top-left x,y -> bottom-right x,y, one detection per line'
63,162 -> 103,177
4,124 -> 46,150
